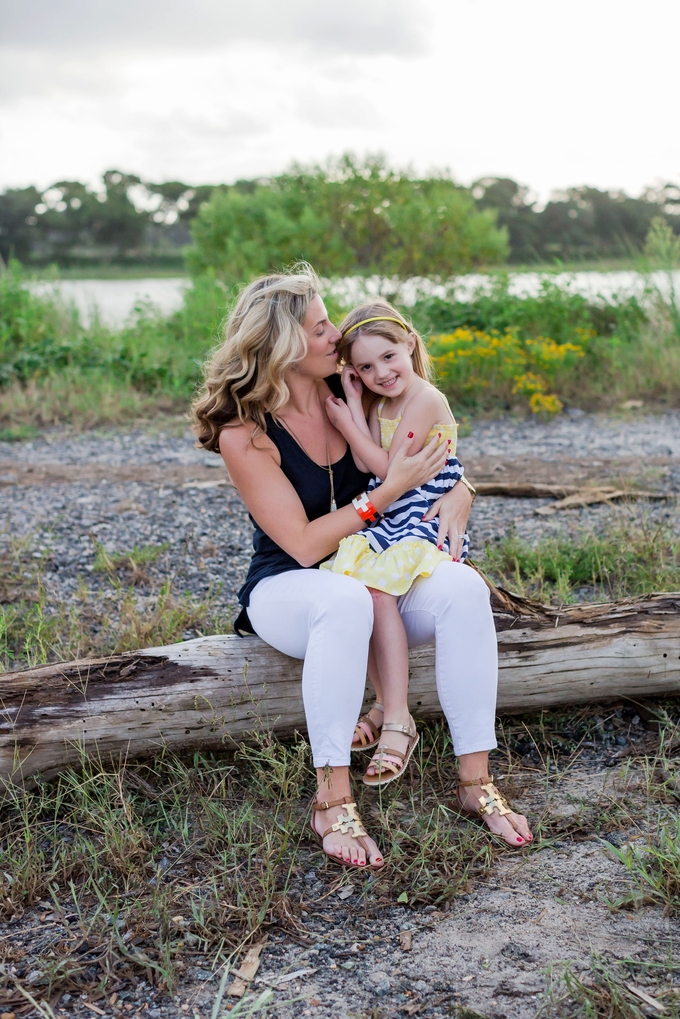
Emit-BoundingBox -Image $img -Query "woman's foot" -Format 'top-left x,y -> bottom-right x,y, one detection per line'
352,703 -> 384,750
456,777 -> 533,847
310,796 -> 385,868
363,710 -> 418,785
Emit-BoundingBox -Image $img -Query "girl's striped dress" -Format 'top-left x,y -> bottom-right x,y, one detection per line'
321,395 -> 470,596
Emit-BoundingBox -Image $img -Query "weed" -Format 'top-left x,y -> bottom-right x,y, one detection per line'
481,523 -> 680,604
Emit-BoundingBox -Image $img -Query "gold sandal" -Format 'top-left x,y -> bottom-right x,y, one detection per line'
310,795 -> 384,870
362,716 -> 419,788
454,775 -> 529,845
352,702 -> 384,751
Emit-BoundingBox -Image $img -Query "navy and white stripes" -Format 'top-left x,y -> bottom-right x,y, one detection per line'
365,456 -> 470,558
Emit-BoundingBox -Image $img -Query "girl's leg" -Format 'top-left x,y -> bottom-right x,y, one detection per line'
364,589 -> 414,777
397,562 -> 532,845
248,570 -> 383,867
351,640 -> 384,748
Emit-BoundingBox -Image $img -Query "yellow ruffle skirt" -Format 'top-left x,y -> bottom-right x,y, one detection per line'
320,534 -> 451,596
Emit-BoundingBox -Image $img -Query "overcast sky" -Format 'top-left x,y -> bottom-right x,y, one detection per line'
1,0 -> 678,198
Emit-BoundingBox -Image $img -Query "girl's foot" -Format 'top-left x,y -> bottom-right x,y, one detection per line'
363,711 -> 418,786
352,703 -> 384,750
310,796 -> 385,869
455,776 -> 533,847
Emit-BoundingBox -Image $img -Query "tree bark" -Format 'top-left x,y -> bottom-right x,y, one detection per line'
1,590 -> 679,788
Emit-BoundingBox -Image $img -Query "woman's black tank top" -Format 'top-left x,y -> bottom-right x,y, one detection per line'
234,374 -> 370,635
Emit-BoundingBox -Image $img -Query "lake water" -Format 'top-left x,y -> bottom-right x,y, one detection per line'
30,270 -> 680,329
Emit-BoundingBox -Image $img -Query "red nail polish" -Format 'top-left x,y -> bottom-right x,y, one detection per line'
408,431 -> 414,438
438,432 -> 441,437
438,544 -> 443,550
516,837 -> 524,843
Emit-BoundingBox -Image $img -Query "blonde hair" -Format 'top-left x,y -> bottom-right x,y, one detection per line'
337,299 -> 432,381
192,264 -> 321,451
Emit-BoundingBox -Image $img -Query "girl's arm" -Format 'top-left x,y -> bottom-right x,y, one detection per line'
219,420 -> 449,568
325,396 -> 389,477
387,386 -> 453,465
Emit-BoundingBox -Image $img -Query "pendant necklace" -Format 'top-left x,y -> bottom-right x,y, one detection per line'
279,384 -> 337,512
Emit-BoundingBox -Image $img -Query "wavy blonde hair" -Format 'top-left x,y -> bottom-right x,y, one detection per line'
193,264 -> 321,451
336,299 -> 432,381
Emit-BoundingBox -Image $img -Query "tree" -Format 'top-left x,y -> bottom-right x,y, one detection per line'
187,154 -> 508,281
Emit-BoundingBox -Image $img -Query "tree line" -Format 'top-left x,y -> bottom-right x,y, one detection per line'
0,155 -> 678,276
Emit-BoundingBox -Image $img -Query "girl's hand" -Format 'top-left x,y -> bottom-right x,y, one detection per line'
341,364 -> 364,403
325,395 -> 354,434
384,431 -> 450,495
423,480 -> 473,560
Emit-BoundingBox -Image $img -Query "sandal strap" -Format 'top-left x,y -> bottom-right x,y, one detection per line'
373,744 -> 406,762
354,716 -> 380,745
319,801 -> 368,839
460,770 -> 491,786
314,795 -> 354,812
458,778 -> 512,818
381,722 -> 413,736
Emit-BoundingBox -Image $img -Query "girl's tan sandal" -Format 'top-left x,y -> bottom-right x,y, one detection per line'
362,716 -> 419,788
352,702 -> 383,751
454,775 -> 526,843
310,795 -> 384,870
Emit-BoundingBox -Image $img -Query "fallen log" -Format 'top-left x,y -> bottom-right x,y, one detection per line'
1,590 -> 679,789
471,481 -> 667,507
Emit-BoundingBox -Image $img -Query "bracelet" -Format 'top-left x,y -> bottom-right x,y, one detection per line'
352,492 -> 381,524
458,475 -> 477,503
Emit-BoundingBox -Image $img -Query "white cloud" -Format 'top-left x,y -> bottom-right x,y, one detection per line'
0,0 -> 429,56
0,0 -> 678,197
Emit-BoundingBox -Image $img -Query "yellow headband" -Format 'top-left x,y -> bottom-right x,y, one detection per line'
341,316 -> 409,337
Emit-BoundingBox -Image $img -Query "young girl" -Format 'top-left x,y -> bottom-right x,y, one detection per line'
322,300 -> 473,787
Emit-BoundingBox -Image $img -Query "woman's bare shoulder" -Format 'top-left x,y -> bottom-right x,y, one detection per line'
218,420 -> 279,466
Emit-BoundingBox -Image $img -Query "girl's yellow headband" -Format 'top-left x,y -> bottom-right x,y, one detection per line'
341,316 -> 409,337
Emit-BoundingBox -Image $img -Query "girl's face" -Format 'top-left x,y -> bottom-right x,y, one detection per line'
350,331 -> 416,398
297,295 -> 342,379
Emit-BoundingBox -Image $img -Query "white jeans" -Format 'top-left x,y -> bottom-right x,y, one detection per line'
247,562 -> 498,768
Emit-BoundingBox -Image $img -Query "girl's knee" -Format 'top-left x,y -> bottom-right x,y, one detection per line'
367,587 -> 394,607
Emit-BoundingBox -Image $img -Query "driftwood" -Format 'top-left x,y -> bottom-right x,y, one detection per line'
473,481 -> 667,511
1,587 -> 679,789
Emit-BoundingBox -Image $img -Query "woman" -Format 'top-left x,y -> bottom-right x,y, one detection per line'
193,265 -> 532,870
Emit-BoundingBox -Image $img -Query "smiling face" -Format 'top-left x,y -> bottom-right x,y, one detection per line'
297,294 -> 342,379
349,331 -> 416,398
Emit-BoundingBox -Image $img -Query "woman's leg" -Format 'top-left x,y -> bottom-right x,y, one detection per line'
247,569 -> 384,866
363,590 -> 413,777
397,562 -> 532,844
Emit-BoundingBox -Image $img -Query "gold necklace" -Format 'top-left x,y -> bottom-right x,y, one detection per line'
279,385 -> 337,512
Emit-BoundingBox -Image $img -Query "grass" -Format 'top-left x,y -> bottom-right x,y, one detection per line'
0,535 -> 231,671
2,511 -> 680,1008
481,522 -> 680,605
548,953 -> 680,1019
2,263 -> 680,430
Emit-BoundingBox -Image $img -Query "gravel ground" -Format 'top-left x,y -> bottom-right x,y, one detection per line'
2,410 -> 679,618
2,410 -> 680,1017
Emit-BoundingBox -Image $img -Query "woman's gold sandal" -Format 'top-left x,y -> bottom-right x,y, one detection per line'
352,702 -> 384,751
362,716 -> 419,788
454,775 -> 527,844
310,795 -> 384,870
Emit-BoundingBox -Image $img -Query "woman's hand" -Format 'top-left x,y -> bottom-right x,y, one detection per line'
383,432 -> 450,495
423,479 -> 473,560
341,364 -> 364,403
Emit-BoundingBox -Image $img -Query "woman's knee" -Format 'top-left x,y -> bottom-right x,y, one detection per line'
428,561 -> 491,610
316,574 -> 374,625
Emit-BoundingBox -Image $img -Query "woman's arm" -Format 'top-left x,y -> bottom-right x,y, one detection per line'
422,474 -> 473,561
220,421 -> 450,568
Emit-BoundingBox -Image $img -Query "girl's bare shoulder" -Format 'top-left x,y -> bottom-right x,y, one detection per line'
404,381 -> 452,419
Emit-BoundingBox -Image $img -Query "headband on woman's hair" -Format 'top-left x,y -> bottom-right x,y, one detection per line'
341,316 -> 409,337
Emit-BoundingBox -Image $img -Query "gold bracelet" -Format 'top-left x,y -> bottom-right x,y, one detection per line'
458,474 -> 477,503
